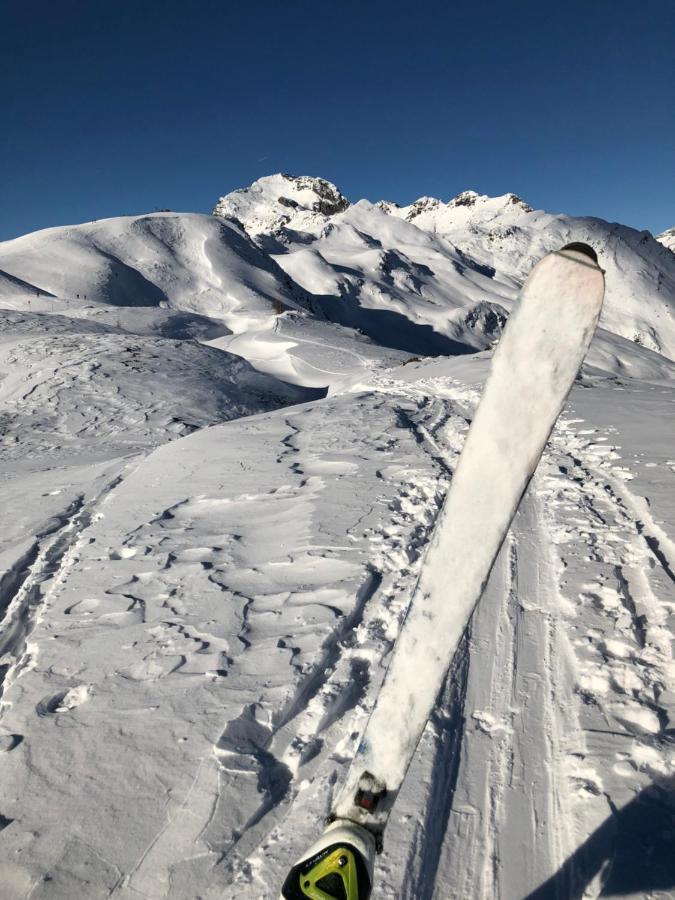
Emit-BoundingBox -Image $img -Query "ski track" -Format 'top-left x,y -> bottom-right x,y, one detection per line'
381,482 -> 581,900
548,420 -> 674,751
2,368 -> 671,899
220,387 -> 463,898
231,381 -> 673,900
0,471 -> 129,778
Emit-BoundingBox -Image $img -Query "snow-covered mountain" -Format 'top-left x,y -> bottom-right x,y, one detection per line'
213,173 -> 350,236
2,175 -> 674,376
0,212 -> 308,323
657,225 -> 675,253
0,177 -> 673,899
213,174 -> 675,362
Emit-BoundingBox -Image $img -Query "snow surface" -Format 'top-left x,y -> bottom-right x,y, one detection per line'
0,176 -> 673,899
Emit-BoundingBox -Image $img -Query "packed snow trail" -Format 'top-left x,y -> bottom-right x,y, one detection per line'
282,245 -> 604,899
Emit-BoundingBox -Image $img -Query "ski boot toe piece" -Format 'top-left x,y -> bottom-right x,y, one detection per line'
281,820 -> 375,900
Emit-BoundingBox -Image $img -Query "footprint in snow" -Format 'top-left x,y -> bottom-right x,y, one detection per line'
36,685 -> 90,716
108,546 -> 138,560
64,597 -> 100,615
0,733 -> 23,752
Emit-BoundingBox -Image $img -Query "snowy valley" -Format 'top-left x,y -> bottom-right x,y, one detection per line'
0,175 -> 673,899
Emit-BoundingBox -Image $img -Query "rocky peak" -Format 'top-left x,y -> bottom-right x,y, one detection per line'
449,190 -> 480,208
213,174 -> 349,236
405,196 -> 442,221
278,174 -> 350,216
376,200 -> 401,214
657,226 -> 675,253
447,190 -> 532,213
504,193 -> 533,212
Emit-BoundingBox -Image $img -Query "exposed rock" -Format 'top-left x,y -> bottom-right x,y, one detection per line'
213,174 -> 350,239
450,190 -> 479,208
657,226 -> 675,253
406,196 -> 442,220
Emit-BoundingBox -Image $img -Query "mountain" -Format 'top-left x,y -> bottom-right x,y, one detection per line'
213,173 -> 350,237
0,177 -> 673,900
0,211 -> 308,324
213,175 -> 675,362
1,176 -> 673,377
657,225 -> 675,253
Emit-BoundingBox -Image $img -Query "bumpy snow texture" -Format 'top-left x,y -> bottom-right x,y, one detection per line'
0,174 -> 673,900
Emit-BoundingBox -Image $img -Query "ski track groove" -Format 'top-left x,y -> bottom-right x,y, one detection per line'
0,474 -> 130,717
224,389 -> 462,896
550,421 -> 673,747
397,637 -> 470,900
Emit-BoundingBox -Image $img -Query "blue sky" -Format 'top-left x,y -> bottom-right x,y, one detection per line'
1,0 -> 673,240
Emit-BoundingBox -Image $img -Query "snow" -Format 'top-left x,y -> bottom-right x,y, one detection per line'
0,176 -> 673,899
657,226 -> 675,253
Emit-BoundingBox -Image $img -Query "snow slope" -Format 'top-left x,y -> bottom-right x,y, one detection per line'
0,212 -> 309,326
384,190 -> 675,358
0,178 -> 673,899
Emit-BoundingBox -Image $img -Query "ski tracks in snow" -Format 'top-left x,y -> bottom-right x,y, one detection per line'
394,400 -> 675,900
3,370 -> 669,899
0,473 -> 127,716
382,469 -> 579,900
223,386 -> 464,898
0,467 -> 134,849
251,375 -> 673,900
547,420 -> 674,750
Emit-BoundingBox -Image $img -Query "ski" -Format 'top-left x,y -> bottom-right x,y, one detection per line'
281,243 -> 605,900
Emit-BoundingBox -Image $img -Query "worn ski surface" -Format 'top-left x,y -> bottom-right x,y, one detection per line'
332,246 -> 604,842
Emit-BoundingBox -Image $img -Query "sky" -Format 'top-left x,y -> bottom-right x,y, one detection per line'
1,0 -> 674,240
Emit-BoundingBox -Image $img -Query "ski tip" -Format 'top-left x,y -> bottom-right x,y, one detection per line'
559,242 -> 598,264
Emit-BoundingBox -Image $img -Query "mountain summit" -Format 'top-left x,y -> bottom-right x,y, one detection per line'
213,173 -> 349,237
657,226 -> 675,253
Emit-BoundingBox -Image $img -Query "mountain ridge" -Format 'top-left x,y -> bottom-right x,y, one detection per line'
1,174 -> 674,374
211,174 -> 675,361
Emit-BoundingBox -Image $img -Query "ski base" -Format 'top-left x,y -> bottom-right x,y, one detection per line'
280,819 -> 376,900
280,243 -> 605,897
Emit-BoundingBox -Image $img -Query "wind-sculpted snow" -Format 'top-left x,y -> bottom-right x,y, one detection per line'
0,310 -> 313,462
0,180 -> 673,898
